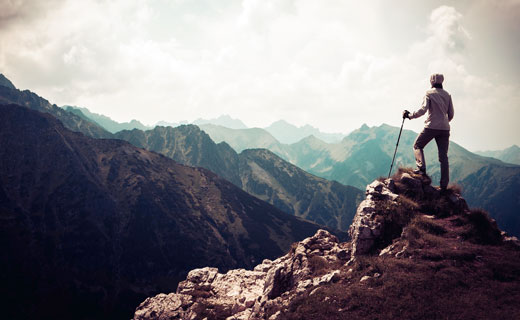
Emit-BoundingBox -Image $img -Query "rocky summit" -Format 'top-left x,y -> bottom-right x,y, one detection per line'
134,169 -> 520,320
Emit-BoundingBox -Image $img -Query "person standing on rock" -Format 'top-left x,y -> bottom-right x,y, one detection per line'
403,73 -> 454,191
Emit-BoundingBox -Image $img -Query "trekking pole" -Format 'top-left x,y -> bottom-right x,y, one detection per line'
388,116 -> 406,178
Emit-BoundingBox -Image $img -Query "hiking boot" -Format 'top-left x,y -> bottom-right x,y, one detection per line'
413,168 -> 426,175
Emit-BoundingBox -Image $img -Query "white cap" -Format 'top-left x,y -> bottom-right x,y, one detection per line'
430,73 -> 444,85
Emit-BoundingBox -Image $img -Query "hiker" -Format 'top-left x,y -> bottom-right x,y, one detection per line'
403,73 -> 454,191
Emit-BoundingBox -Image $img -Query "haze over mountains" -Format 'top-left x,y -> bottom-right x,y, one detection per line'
265,120 -> 345,144
60,103 -> 346,144
193,115 -> 248,130
476,145 -> 520,166
65,105 -> 153,133
152,115 -> 249,131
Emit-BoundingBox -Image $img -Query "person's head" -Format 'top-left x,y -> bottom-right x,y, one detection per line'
430,73 -> 444,89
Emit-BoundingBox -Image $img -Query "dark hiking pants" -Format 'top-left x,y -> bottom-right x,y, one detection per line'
413,128 -> 450,189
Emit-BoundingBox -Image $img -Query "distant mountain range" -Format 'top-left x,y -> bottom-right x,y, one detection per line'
114,125 -> 363,231
57,104 -> 346,143
0,103 -> 325,319
65,105 -> 153,133
475,145 -> 520,165
264,120 -> 345,144
193,114 -> 248,129
193,123 -> 520,236
198,123 -> 287,154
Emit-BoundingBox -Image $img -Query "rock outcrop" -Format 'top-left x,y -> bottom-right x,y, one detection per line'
134,168 -> 520,320
348,172 -> 468,257
134,229 -> 349,320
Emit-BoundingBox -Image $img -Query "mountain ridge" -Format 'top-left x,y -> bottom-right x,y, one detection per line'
193,114 -> 248,129
65,105 -> 152,133
0,73 -> 16,89
475,145 -> 520,165
238,148 -> 363,230
114,125 -> 363,231
264,119 -> 346,144
0,74 -> 112,139
0,103 -> 326,319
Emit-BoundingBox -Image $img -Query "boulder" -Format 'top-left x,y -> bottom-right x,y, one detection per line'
349,179 -> 399,257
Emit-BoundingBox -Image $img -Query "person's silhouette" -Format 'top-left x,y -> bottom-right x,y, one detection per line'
403,73 -> 454,191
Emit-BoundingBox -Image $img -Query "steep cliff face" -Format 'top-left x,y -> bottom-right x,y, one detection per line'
134,169 -> 520,320
0,104 -> 324,320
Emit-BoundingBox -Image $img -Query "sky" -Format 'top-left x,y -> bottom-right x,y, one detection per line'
1,0 -> 519,151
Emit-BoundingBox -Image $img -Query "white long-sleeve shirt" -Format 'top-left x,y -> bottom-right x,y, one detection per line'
410,88 -> 454,130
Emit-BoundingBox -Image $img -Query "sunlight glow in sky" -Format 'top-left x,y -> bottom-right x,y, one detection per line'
1,0 -> 519,150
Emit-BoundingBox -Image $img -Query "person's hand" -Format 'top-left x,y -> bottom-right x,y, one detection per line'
402,110 -> 410,119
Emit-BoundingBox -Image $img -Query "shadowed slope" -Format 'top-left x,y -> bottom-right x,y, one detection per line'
0,104 -> 322,320
115,125 -> 363,231
239,149 -> 363,230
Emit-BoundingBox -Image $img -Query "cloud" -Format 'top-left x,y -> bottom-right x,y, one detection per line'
0,0 -> 64,27
0,1 -> 518,150
237,0 -> 295,29
429,6 -> 471,52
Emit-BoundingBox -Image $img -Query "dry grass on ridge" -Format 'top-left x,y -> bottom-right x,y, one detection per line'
282,168 -> 520,320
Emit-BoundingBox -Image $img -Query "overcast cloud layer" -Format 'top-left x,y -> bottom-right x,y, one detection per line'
1,0 -> 519,151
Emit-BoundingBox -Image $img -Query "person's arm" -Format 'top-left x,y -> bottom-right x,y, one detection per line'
409,95 -> 429,119
447,95 -> 454,121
